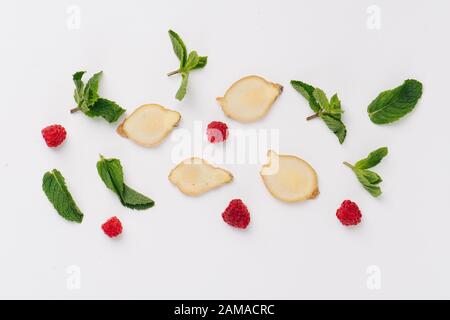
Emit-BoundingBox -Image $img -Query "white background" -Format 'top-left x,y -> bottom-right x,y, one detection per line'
1,0 -> 449,299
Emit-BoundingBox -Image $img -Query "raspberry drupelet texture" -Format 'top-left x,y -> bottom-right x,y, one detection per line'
207,121 -> 228,143
41,124 -> 67,147
336,200 -> 362,226
101,216 -> 123,238
222,199 -> 250,229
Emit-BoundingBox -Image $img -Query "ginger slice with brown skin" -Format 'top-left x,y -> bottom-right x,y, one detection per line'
217,75 -> 283,123
118,104 -> 180,147
169,158 -> 233,196
260,150 -> 319,202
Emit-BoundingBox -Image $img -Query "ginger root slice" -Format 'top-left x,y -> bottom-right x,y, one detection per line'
169,158 -> 233,196
216,75 -> 283,123
117,104 -> 181,147
260,150 -> 319,202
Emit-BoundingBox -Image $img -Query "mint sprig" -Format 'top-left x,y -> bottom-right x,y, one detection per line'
167,30 -> 207,101
291,80 -> 346,144
96,155 -> 155,210
70,71 -> 126,123
42,169 -> 84,223
344,147 -> 388,197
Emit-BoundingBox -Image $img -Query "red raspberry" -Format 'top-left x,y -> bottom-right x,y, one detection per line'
101,216 -> 123,238
336,200 -> 362,226
207,121 -> 228,143
41,124 -> 67,147
222,199 -> 250,229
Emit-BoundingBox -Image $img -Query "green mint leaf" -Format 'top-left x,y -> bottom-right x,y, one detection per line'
83,71 -> 102,108
86,98 -> 126,123
71,71 -> 126,123
42,169 -> 84,223
368,79 -> 423,124
168,30 -> 187,67
73,71 -> 86,106
354,147 -> 388,169
329,94 -> 343,119
121,184 -> 155,210
97,156 -> 155,210
184,51 -> 199,71
192,56 -> 208,70
313,88 -> 330,111
290,80 -> 321,113
345,147 -> 388,197
320,114 -> 347,144
96,156 -> 124,196
176,72 -> 189,101
355,169 -> 383,185
355,170 -> 382,197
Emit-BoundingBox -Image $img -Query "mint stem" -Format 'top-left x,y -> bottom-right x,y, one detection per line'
343,161 -> 354,169
70,107 -> 80,114
167,69 -> 180,77
306,113 -> 320,121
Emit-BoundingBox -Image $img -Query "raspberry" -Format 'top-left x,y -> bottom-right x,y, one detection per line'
207,121 -> 228,143
101,216 -> 123,238
222,199 -> 250,229
336,200 -> 362,226
41,124 -> 67,147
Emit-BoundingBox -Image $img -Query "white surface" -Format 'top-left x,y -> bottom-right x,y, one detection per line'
1,0 -> 449,299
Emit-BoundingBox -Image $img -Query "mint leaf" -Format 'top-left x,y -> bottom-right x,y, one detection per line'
176,72 -> 189,101
97,156 -> 155,210
168,30 -> 187,67
167,30 -> 207,101
320,114 -> 346,144
42,169 -> 84,223
291,80 -> 347,144
83,71 -> 102,108
192,56 -> 207,70
354,170 -> 382,197
73,71 -> 86,105
184,51 -> 199,71
96,156 -> 124,195
121,185 -> 155,210
86,98 -> 126,123
356,169 -> 383,184
329,94 -> 343,118
71,71 -> 126,123
313,88 -> 330,111
368,79 -> 423,124
354,147 -> 388,169
290,80 -> 321,113
344,147 -> 388,197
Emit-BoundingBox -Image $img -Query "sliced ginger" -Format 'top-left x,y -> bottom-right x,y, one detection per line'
217,75 -> 283,123
169,158 -> 233,196
260,150 -> 319,202
117,104 -> 180,147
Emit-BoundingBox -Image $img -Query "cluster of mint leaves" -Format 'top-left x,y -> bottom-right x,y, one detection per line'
71,71 -> 126,123
167,30 -> 208,101
42,156 -> 154,223
290,79 -> 422,195
344,147 -> 388,197
291,80 -> 346,143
